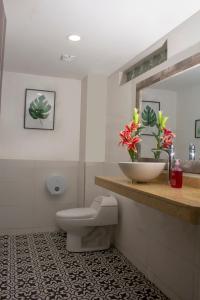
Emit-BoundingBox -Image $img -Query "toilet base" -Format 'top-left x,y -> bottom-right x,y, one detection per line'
66,226 -> 112,252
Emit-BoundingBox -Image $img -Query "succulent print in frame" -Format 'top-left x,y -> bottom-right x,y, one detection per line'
24,89 -> 56,130
141,100 -> 160,136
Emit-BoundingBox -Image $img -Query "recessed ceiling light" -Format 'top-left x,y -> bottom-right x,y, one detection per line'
68,34 -> 81,42
60,54 -> 76,63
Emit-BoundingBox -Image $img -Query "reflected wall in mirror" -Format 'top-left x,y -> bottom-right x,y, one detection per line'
136,53 -> 200,164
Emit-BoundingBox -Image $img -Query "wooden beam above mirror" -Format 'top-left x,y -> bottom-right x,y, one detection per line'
136,52 -> 200,107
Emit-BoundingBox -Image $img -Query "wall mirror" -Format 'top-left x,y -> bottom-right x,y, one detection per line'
136,53 -> 200,173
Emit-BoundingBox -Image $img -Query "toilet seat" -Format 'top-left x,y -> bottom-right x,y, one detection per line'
56,208 -> 97,219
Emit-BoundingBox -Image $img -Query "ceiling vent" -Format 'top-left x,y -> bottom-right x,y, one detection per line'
60,54 -> 76,63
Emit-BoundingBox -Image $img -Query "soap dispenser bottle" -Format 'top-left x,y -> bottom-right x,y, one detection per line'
170,159 -> 183,188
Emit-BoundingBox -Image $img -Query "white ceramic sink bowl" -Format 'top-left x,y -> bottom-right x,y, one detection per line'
119,160 -> 166,183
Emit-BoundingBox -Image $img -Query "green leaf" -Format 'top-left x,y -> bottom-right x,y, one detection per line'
142,105 -> 157,127
28,94 -> 52,120
152,132 -> 160,142
136,126 -> 145,135
38,95 -> 45,102
30,102 -> 37,110
29,109 -> 38,119
41,104 -> 51,113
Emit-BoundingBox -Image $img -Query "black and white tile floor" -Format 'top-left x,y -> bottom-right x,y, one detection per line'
0,232 -> 168,300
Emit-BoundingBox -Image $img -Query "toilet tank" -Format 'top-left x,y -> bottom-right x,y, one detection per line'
91,195 -> 118,226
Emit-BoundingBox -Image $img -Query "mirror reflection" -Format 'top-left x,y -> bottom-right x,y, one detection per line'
140,64 -> 200,161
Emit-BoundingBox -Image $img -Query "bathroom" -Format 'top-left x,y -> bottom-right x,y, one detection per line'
1,1 -> 200,299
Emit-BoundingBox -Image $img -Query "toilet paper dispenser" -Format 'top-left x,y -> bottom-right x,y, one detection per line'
46,175 -> 66,195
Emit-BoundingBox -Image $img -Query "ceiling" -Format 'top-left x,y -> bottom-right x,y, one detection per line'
3,0 -> 200,79
151,64 -> 200,91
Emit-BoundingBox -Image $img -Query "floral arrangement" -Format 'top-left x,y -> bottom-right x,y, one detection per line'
119,108 -> 144,161
152,111 -> 176,159
119,108 -> 175,161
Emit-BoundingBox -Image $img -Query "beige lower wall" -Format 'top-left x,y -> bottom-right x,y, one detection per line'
84,162 -> 200,300
0,159 -> 79,233
114,194 -> 200,300
84,162 -> 125,207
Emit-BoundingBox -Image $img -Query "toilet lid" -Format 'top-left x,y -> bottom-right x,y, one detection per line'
56,208 -> 97,219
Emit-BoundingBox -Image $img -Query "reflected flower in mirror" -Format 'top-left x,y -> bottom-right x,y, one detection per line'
119,108 -> 144,161
152,111 -> 176,159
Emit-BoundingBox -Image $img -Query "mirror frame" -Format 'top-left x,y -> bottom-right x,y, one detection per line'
136,52 -> 200,107
135,52 -> 200,173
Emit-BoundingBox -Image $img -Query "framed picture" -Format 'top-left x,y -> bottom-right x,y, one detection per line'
24,89 -> 56,130
141,100 -> 160,136
195,119 -> 200,138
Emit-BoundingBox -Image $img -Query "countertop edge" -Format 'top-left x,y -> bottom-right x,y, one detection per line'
95,176 -> 200,225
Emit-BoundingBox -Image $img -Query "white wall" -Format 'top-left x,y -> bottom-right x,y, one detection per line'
167,10 -> 200,58
1,71 -> 81,160
77,75 -> 107,207
85,74 -> 107,162
106,72 -> 133,162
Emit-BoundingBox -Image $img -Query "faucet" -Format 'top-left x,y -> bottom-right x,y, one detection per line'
162,145 -> 175,181
189,144 -> 195,160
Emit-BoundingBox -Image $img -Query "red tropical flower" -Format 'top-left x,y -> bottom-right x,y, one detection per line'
119,108 -> 143,161
119,129 -> 131,146
163,128 -> 176,137
127,121 -> 140,132
119,121 -> 141,147
162,128 -> 176,149
126,136 -> 141,151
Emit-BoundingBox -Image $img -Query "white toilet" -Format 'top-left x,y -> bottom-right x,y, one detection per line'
56,195 -> 118,252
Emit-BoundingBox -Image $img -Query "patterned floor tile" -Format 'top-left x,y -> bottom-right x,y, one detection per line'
0,232 -> 168,300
